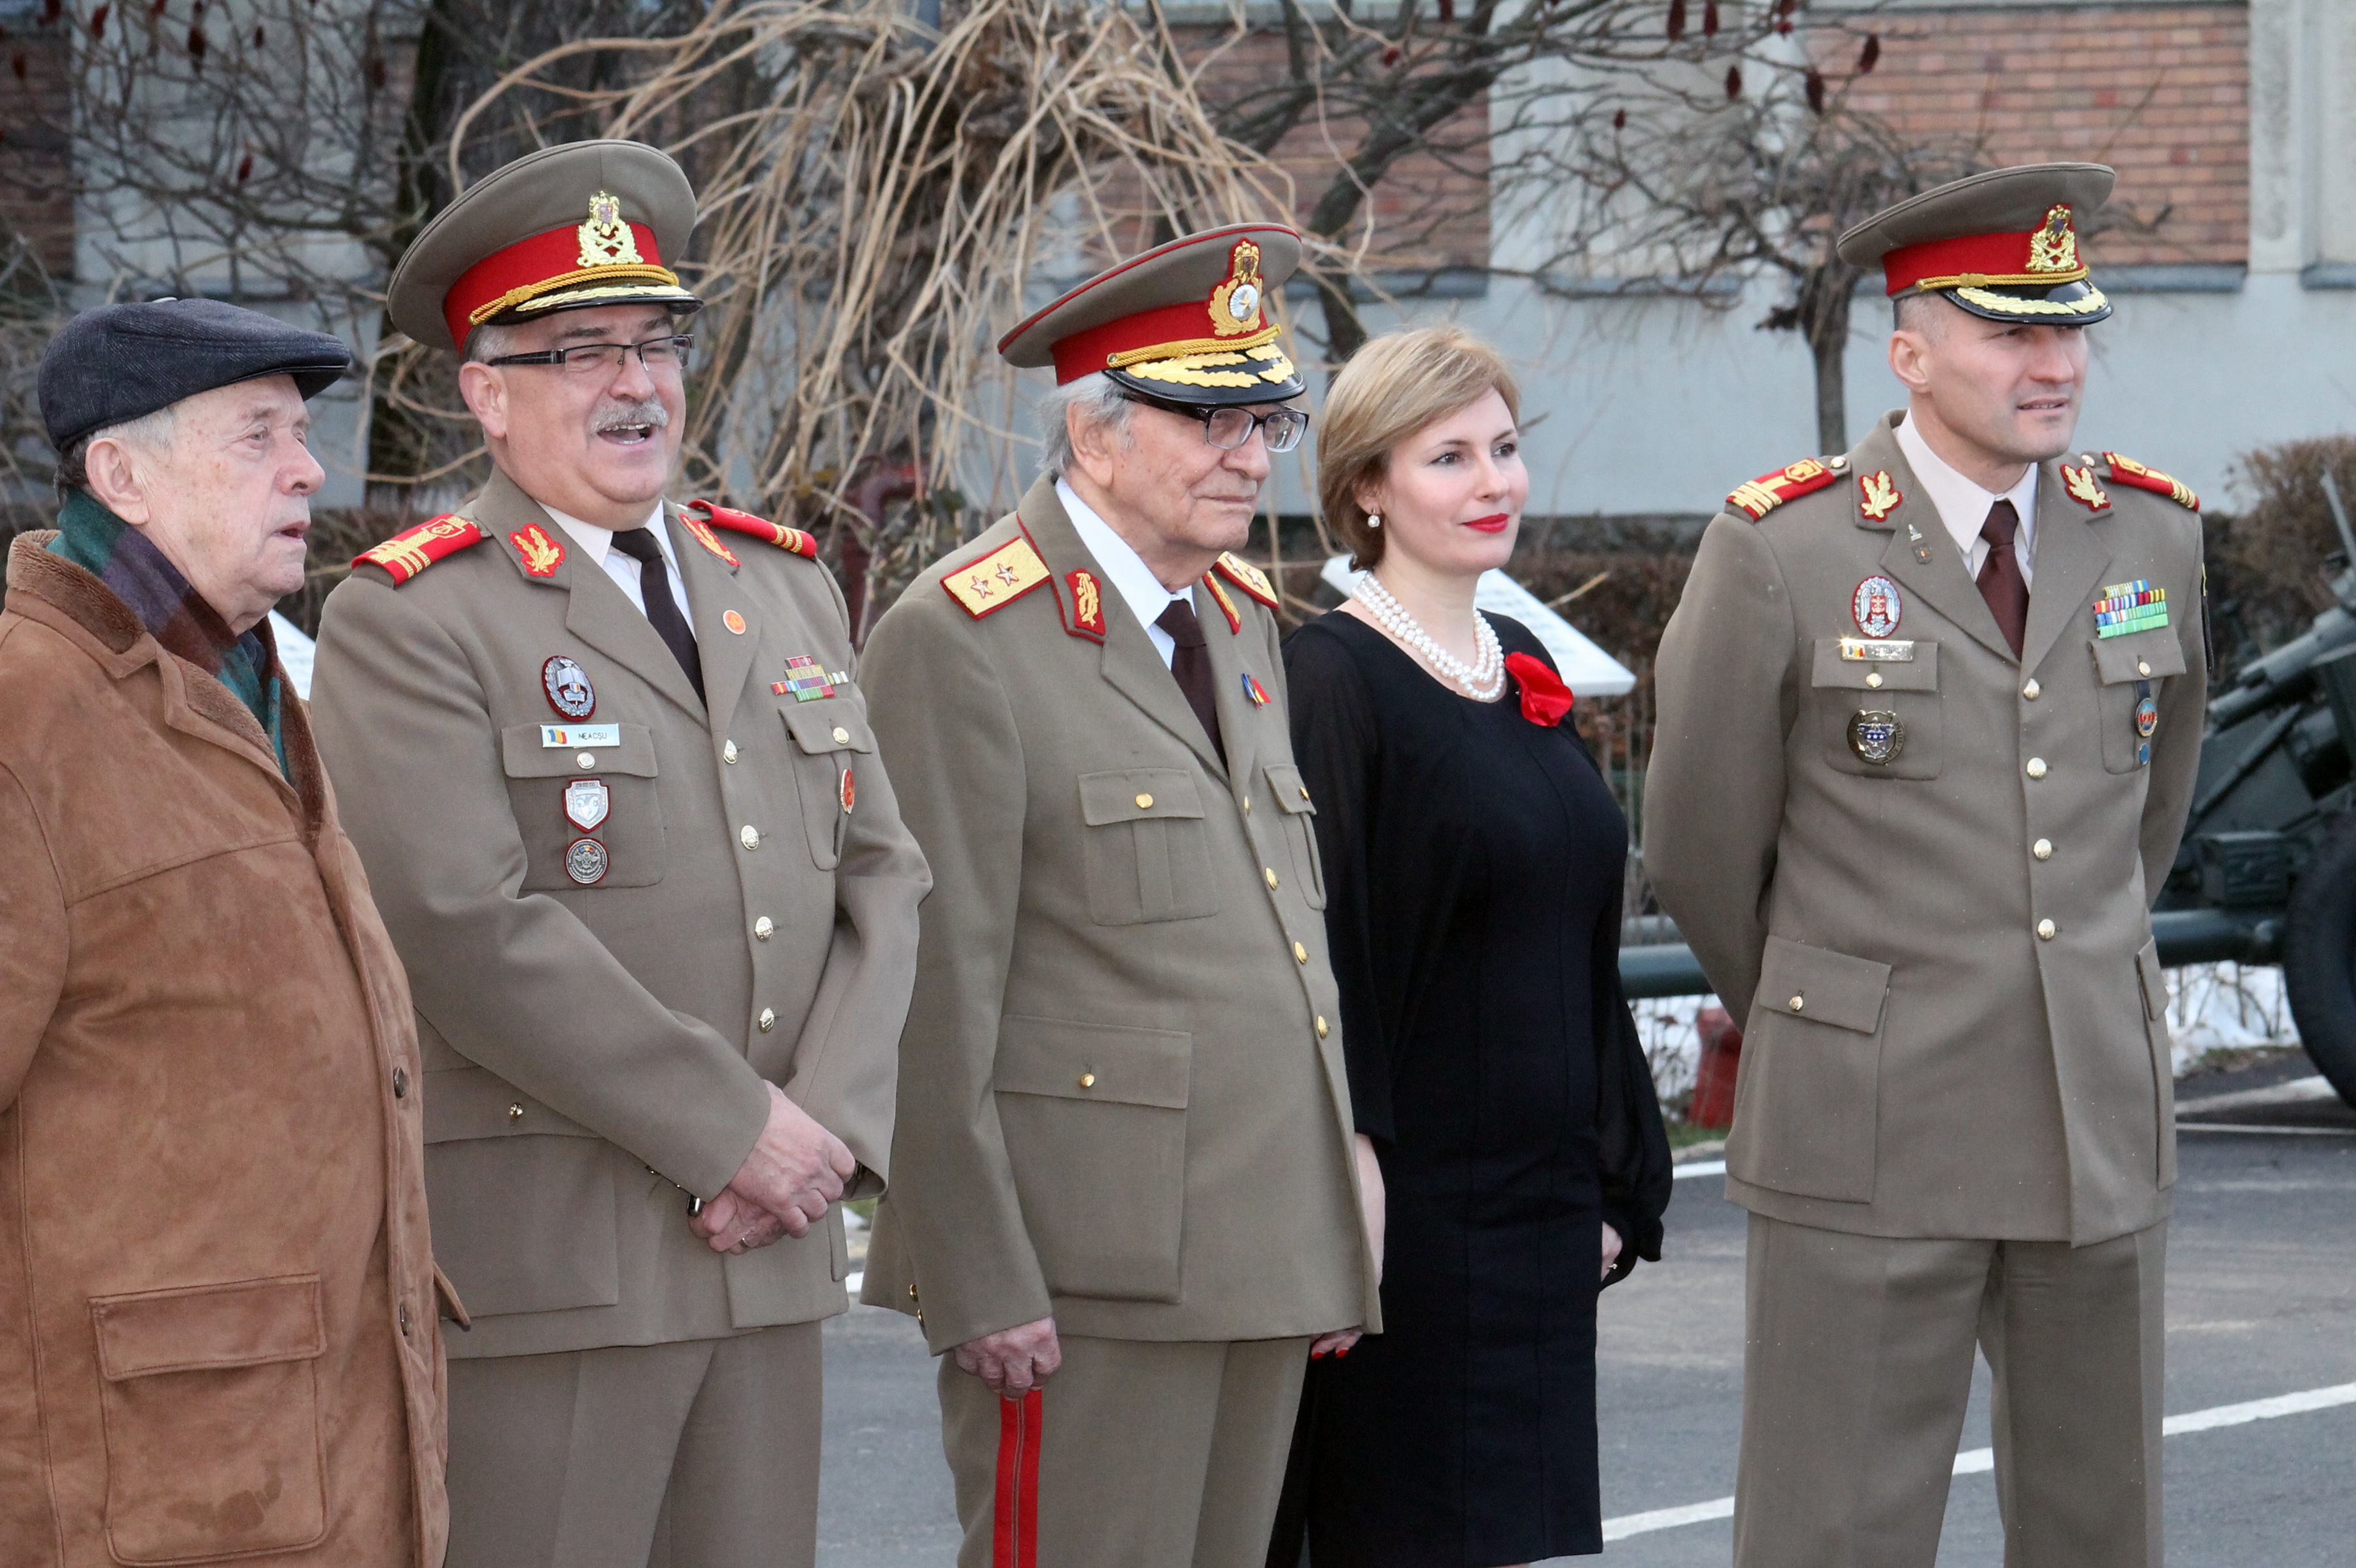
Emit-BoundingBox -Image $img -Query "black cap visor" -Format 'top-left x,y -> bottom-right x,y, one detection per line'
1935,276 -> 2112,326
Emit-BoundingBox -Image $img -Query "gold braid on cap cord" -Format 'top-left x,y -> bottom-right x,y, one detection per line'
1121,341 -> 1297,391
1945,283 -> 2111,318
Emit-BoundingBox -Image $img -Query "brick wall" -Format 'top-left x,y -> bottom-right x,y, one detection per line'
1839,4 -> 2249,267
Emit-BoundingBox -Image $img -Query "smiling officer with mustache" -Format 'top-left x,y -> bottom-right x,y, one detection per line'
307,141 -> 929,1568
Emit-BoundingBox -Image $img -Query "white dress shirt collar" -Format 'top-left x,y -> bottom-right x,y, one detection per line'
1894,413 -> 2039,587
1058,477 -> 1192,669
540,500 -> 685,621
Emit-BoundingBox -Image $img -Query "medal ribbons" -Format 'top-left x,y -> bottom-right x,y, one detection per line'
2094,580 -> 2168,638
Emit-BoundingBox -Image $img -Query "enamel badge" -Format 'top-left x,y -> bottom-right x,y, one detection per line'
564,777 -> 610,834
839,766 -> 856,814
723,609 -> 748,636
1848,709 -> 1905,765
543,655 -> 596,719
565,837 -> 609,885
1852,575 -> 1903,639
1241,672 -> 1271,707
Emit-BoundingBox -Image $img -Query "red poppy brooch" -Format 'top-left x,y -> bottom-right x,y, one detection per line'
1506,651 -> 1574,726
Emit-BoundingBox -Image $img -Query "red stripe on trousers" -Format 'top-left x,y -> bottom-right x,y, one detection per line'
994,1388 -> 1043,1568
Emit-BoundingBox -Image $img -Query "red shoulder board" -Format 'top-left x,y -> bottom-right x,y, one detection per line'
941,536 -> 1050,619
2102,453 -> 2199,512
1212,552 -> 1279,610
351,515 -> 488,584
685,499 -> 819,559
1726,458 -> 1840,520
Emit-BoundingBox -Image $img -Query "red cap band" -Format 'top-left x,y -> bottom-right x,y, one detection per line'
1881,228 -> 2084,297
443,220 -> 668,352
1049,299 -> 1239,384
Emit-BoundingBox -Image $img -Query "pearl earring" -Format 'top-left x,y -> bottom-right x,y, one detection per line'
1366,513 -> 1381,529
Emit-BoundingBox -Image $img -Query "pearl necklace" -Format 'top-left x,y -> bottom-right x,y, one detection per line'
1351,570 -> 1503,700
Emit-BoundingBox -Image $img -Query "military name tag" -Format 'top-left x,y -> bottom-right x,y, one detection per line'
541,723 -> 621,748
565,837 -> 609,885
1837,638 -> 1915,662
564,777 -> 610,832
1848,709 -> 1906,765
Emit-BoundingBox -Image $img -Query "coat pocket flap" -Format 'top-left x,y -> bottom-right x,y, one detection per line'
995,1014 -> 1191,1107
2135,934 -> 2168,1021
423,1065 -> 601,1144
1756,936 -> 1892,1034
1079,770 -> 1205,826
1262,761 -> 1317,814
91,1275 -> 324,1380
1810,639 -> 1939,691
501,723 -> 658,777
781,701 -> 877,755
2091,634 -> 2188,685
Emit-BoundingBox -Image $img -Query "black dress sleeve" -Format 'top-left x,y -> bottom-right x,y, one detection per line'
1498,619 -> 1674,1285
1283,620 -> 1395,1146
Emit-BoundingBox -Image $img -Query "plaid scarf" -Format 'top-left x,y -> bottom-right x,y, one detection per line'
47,489 -> 287,776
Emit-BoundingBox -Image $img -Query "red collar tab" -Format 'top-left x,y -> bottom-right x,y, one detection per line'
1881,203 -> 2087,296
685,500 -> 818,559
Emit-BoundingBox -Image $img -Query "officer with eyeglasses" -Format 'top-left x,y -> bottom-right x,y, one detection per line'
856,224 -> 1381,1568
307,139 -> 929,1568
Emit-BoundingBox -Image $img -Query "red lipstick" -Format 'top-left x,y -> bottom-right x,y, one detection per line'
1464,513 -> 1511,534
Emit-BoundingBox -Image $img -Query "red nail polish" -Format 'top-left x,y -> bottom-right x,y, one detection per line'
1337,1345 -> 1350,1358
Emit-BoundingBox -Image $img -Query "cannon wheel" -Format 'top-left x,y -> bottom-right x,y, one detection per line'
2283,813 -> 2356,1108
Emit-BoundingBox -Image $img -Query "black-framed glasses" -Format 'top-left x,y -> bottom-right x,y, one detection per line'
487,334 -> 696,377
1120,390 -> 1308,454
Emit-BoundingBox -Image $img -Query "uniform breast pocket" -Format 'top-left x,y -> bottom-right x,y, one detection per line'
500,724 -> 664,889
90,1275 -> 328,1563
2090,634 -> 2186,775
1811,639 -> 1944,779
1078,770 -> 1220,925
780,698 -> 875,870
1261,761 -> 1325,909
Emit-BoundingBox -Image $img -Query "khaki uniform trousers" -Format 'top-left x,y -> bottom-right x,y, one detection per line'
1734,1214 -> 2165,1568
939,1333 -> 1311,1568
445,1321 -> 822,1568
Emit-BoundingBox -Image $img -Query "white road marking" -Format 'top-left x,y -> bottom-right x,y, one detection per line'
1599,1381 -> 2356,1542
2175,1122 -> 2356,1136
1672,1160 -> 1727,1180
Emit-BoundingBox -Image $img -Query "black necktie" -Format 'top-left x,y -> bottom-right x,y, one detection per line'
1155,600 -> 1224,766
1977,500 -> 2030,659
610,524 -> 704,702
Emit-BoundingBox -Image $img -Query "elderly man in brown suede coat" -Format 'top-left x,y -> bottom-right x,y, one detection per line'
0,299 -> 450,1567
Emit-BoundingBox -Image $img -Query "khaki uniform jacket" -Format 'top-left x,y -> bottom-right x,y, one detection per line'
1645,414 -> 2206,1246
0,537 -> 447,1567
856,476 -> 1378,1351
311,469 -> 929,1359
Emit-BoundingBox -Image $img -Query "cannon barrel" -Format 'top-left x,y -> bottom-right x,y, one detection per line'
2207,601 -> 2356,731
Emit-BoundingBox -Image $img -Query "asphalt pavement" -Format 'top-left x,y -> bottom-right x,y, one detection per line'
815,1057 -> 2356,1567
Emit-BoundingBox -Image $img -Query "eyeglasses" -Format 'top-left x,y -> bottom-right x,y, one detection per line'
486,335 -> 696,377
1121,390 -> 1308,454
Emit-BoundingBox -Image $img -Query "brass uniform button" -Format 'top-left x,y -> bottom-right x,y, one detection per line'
2023,679 -> 2041,700
392,1066 -> 408,1099
508,1102 -> 525,1123
723,739 -> 739,764
1079,1072 -> 1096,1089
1788,995 -> 1804,1012
2026,757 -> 2048,780
1865,671 -> 1883,689
2137,659 -> 2151,677
754,916 -> 774,941
1242,794 -> 1251,812
2033,839 -> 2053,861
577,752 -> 597,768
758,1008 -> 776,1032
740,825 -> 761,849
1264,868 -> 1279,890
2037,918 -> 2056,940
909,1284 -> 920,1303
1294,942 -> 1308,964
832,726 -> 852,745
1135,793 -> 1154,810
1315,1015 -> 1329,1038
1298,786 -> 1311,802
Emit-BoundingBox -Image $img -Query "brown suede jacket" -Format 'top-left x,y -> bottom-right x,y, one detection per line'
0,535 -> 451,1567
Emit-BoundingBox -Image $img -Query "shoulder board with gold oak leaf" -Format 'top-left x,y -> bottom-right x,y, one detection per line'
2100,452 -> 2200,512
1213,552 -> 1279,610
1726,457 -> 1843,520
685,499 -> 820,561
941,536 -> 1051,619
351,515 -> 489,584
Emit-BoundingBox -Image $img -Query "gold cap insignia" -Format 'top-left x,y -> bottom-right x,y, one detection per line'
2027,204 -> 2079,275
1208,241 -> 1266,338
578,191 -> 648,271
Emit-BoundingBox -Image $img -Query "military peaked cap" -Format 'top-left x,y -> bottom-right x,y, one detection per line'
1839,163 -> 2116,326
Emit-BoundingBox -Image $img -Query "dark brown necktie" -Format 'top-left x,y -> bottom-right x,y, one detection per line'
610,524 -> 705,702
1977,499 -> 2029,659
1155,600 -> 1225,766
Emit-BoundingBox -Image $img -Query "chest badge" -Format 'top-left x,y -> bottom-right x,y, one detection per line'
542,655 -> 596,719
1852,575 -> 1904,639
723,609 -> 748,636
1848,709 -> 1906,766
1241,672 -> 1271,707
564,837 -> 609,885
774,654 -> 836,702
839,766 -> 856,814
564,777 -> 611,833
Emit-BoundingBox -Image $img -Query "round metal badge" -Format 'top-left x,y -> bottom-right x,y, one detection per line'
1848,709 -> 1907,765
564,836 -> 609,885
1852,575 -> 1903,639
2134,695 -> 2160,739
542,655 -> 596,719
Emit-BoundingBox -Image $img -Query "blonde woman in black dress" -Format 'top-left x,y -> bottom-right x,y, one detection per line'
1268,326 -> 1672,1567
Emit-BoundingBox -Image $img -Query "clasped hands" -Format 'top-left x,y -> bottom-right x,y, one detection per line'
687,1082 -> 856,1255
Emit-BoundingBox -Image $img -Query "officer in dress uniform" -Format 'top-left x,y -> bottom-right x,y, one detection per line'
855,225 -> 1382,1568
307,141 -> 929,1568
1645,163 -> 2207,1568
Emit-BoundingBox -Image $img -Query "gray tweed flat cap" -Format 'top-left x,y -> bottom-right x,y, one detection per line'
38,298 -> 353,451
